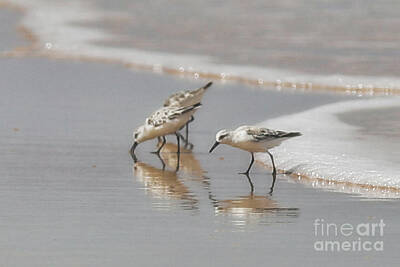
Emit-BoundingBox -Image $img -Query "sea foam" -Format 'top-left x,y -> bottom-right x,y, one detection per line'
10,0 -> 400,93
256,97 -> 400,196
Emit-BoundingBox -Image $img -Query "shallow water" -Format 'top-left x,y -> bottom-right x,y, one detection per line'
6,0 -> 400,190
1,57 -> 400,266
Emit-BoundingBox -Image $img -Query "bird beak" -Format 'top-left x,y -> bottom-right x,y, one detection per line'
130,142 -> 138,159
209,141 -> 220,153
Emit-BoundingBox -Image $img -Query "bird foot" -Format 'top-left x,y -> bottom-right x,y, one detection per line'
238,172 -> 250,175
130,153 -> 138,163
184,143 -> 194,150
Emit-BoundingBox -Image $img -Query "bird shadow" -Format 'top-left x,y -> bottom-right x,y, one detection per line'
280,164 -> 307,175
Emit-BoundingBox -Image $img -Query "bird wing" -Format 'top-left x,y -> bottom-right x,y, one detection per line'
146,104 -> 201,127
163,82 -> 212,107
245,127 -> 291,142
163,90 -> 190,107
146,108 -> 169,127
167,103 -> 201,119
187,81 -> 212,98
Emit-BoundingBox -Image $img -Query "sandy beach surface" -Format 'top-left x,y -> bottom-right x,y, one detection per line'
1,5 -> 400,267
2,56 -> 400,266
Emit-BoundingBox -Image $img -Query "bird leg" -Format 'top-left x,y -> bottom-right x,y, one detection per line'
151,136 -> 166,155
188,115 -> 195,123
239,152 -> 254,175
129,142 -> 138,163
267,151 -> 277,194
267,151 -> 277,175
185,116 -> 195,146
130,152 -> 138,163
155,152 -> 166,171
176,132 -> 187,142
244,173 -> 255,193
177,132 -> 194,150
269,171 -> 277,195
175,132 -> 180,171
156,136 -> 162,144
185,142 -> 194,150
185,122 -> 189,147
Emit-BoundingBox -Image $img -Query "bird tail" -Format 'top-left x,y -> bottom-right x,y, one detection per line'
192,102 -> 202,108
283,132 -> 302,138
191,81 -> 213,96
202,81 -> 213,90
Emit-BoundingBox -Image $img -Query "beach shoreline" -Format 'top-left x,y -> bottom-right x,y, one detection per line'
2,1 -> 399,195
1,4 -> 400,266
2,55 -> 400,266
5,0 -> 400,96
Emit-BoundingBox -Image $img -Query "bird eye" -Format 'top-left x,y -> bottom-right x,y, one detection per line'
134,133 -> 139,139
218,133 -> 228,141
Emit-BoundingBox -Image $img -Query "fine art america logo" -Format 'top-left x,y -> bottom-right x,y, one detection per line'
313,218 -> 385,252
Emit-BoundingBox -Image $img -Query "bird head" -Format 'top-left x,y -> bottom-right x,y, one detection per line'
209,129 -> 231,153
133,125 -> 146,144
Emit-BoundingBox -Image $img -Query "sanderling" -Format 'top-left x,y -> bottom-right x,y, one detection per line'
163,81 -> 213,143
130,103 -> 202,165
209,125 -> 301,175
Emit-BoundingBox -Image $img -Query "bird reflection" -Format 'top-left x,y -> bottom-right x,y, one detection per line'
133,161 -> 198,210
132,144 -> 298,224
208,175 -> 299,226
240,172 -> 276,195
211,193 -> 299,226
159,143 -> 205,177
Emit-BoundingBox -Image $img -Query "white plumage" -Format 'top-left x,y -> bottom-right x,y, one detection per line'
162,81 -> 212,144
219,126 -> 301,152
164,81 -> 212,108
209,125 -> 301,175
130,103 -> 202,159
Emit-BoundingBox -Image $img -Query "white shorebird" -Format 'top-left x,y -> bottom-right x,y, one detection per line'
130,103 -> 202,164
209,126 -> 301,175
163,81 -> 212,143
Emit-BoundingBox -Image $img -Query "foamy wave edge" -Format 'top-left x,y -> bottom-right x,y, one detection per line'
256,97 -> 400,199
5,0 -> 400,95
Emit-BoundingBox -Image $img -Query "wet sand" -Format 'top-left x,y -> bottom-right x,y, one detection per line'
2,56 -> 400,266
2,7 -> 400,267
